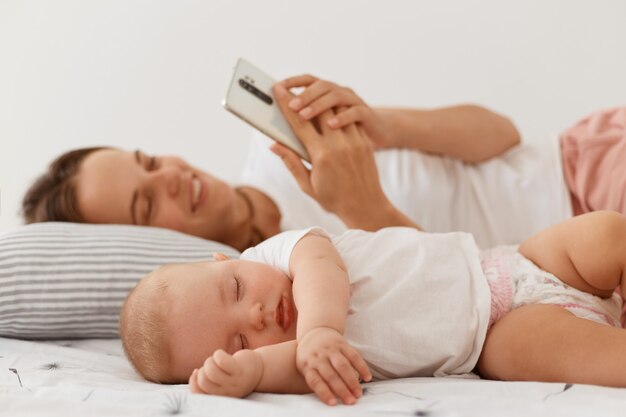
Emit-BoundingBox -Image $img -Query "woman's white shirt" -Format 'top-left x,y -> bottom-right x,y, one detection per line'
238,132 -> 572,248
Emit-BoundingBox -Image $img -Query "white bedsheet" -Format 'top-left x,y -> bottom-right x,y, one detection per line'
2,336 -> 626,417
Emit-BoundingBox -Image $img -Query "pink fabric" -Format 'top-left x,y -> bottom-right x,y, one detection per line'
560,107 -> 626,215
554,302 -> 619,328
481,249 -> 514,328
482,247 -> 623,328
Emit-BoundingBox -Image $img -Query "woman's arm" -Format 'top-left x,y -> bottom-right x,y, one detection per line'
280,74 -> 520,163
375,105 -> 521,163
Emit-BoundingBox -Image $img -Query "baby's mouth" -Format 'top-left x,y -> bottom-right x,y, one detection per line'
275,296 -> 292,331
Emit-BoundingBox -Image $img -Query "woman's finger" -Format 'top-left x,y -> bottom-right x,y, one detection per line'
317,107 -> 338,135
298,90 -> 351,121
280,74 -> 318,89
332,106 -> 359,138
288,80 -> 335,113
328,106 -> 367,130
273,83 -> 318,149
270,143 -> 314,196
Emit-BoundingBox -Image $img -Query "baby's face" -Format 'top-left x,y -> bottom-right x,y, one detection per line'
162,259 -> 297,381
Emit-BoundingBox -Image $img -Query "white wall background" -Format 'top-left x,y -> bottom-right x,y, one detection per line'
1,0 -> 625,230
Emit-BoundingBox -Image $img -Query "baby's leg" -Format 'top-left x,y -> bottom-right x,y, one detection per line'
477,304 -> 626,386
518,210 -> 626,298
478,211 -> 626,385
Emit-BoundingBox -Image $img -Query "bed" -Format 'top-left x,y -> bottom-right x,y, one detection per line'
3,223 -> 626,417
3,336 -> 626,417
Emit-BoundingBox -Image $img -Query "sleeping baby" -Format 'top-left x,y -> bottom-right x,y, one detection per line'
120,211 -> 626,405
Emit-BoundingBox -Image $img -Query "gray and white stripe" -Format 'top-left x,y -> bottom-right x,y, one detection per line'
0,222 -> 239,340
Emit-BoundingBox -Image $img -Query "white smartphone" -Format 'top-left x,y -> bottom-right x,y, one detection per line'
223,58 -> 310,162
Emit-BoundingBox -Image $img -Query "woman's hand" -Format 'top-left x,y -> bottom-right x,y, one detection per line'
189,349 -> 263,398
272,82 -> 420,231
280,74 -> 391,148
296,327 -> 372,406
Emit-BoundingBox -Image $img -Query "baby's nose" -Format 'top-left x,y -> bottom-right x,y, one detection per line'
249,303 -> 265,330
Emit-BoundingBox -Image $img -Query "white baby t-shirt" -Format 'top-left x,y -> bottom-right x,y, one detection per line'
241,227 -> 491,380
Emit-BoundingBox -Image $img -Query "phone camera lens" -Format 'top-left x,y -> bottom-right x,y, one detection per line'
239,78 -> 273,105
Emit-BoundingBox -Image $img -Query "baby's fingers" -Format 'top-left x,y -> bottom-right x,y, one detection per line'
343,345 -> 373,382
190,368 -> 221,395
189,369 -> 202,393
304,368 -> 338,406
329,354 -> 365,399
317,362 -> 358,405
212,349 -> 237,375
195,357 -> 230,391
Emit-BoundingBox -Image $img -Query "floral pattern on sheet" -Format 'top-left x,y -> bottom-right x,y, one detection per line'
1,337 -> 624,417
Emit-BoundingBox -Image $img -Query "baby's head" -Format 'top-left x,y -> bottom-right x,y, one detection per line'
120,254 -> 297,384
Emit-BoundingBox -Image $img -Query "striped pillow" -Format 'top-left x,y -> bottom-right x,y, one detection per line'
0,222 -> 239,340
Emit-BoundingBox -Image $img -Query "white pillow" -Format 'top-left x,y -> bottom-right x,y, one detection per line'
0,222 -> 239,339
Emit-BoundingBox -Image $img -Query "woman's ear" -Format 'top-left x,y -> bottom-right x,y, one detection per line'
213,252 -> 230,261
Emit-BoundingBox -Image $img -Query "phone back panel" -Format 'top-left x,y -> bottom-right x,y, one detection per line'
223,58 -> 310,161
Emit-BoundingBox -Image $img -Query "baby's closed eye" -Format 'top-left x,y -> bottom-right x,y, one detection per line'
234,276 -> 243,300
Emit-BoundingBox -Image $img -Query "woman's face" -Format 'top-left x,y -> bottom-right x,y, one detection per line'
75,149 -> 239,243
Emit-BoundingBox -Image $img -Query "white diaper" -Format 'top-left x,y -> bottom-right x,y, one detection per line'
481,245 -> 623,328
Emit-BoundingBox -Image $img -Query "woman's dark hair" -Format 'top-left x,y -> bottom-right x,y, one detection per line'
21,147 -> 110,224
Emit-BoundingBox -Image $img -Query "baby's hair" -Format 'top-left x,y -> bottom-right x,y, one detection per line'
120,265 -> 176,383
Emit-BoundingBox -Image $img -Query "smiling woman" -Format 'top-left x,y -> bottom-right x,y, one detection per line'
22,75 -> 592,250
23,147 -> 280,251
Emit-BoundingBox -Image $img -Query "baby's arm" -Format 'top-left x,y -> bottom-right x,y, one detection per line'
189,341 -> 311,398
290,233 -> 350,338
190,335 -> 369,405
290,234 -> 372,404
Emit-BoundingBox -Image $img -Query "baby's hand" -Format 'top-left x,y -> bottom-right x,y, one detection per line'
189,349 -> 263,398
278,74 -> 390,148
296,327 -> 372,406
